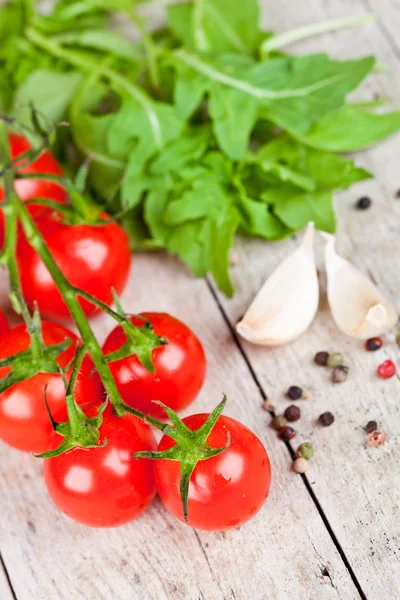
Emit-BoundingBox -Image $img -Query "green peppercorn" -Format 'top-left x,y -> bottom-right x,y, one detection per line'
271,415 -> 287,431
297,442 -> 314,460
327,352 -> 344,368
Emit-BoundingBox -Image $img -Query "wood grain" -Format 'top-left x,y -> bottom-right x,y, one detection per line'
0,558 -> 15,600
0,253 -> 361,600
211,0 -> 400,597
1,0 -> 400,598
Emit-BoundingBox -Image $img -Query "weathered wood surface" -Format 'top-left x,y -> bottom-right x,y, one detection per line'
1,1 -> 400,599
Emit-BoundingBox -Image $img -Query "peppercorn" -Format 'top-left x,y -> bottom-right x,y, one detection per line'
319,412 -> 335,427
367,431 -> 386,446
377,359 -> 396,379
331,365 -> 349,383
297,442 -> 314,460
314,351 -> 329,366
396,333 -> 400,348
271,415 -> 287,431
365,420 -> 378,434
293,457 -> 308,474
356,196 -> 372,210
279,426 -> 296,442
365,337 -> 383,351
327,352 -> 344,368
287,386 -> 302,400
284,405 -> 301,422
262,398 -> 276,412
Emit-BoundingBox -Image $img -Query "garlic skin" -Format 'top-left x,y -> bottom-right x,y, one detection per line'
323,233 -> 397,339
236,222 -> 319,346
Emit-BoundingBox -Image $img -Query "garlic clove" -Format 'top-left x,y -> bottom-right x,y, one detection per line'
236,222 -> 319,346
323,233 -> 397,339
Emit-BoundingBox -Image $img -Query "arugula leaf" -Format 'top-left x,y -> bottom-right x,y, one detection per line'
271,189 -> 336,233
150,126 -> 209,174
173,51 -> 375,158
239,194 -> 292,240
255,136 -> 371,190
110,99 -> 184,206
209,84 -> 258,159
50,30 -> 142,62
168,0 -> 260,54
12,69 -> 82,125
297,105 -> 400,152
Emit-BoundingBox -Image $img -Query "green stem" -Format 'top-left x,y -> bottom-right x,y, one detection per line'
0,123 -> 41,360
14,196 -> 127,415
261,13 -> 377,56
65,345 -> 87,437
129,10 -> 160,90
25,27 -> 163,149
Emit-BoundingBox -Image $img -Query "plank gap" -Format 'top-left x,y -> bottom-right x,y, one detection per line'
0,555 -> 18,600
205,277 -> 368,600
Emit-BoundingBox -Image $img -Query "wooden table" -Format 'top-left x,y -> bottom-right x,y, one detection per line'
2,1 -> 400,598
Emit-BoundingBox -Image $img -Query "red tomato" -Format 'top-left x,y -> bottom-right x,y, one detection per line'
155,414 -> 271,531
0,309 -> 9,334
44,405 -> 157,527
0,133 -> 67,248
0,321 -> 103,453
17,208 -> 131,321
102,313 -> 206,419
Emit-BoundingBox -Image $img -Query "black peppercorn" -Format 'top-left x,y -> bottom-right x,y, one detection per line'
287,386 -> 302,400
314,351 -> 329,366
279,426 -> 296,442
284,405 -> 301,422
365,337 -> 383,352
365,420 -> 378,434
356,196 -> 372,210
319,412 -> 335,427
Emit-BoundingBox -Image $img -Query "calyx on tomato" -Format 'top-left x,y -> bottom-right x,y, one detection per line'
0,307 -> 72,394
134,396 -> 231,521
81,293 -> 168,373
36,345 -> 108,458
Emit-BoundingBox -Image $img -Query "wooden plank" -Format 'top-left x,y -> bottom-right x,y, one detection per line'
208,0 -> 400,597
0,254 -> 360,600
0,559 -> 15,600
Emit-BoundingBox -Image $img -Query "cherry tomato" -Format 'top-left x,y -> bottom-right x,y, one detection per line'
155,414 -> 271,531
17,208 -> 131,321
44,405 -> 157,527
0,309 -> 9,334
0,133 -> 67,248
0,321 -> 103,453
102,313 -> 206,419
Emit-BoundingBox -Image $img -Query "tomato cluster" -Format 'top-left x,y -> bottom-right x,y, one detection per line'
0,135 -> 271,531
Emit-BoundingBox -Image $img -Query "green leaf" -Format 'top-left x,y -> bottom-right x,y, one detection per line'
168,0 -> 260,54
209,84 -> 258,159
264,187 -> 336,233
52,30 -> 142,62
12,69 -> 82,125
254,136 -> 371,191
205,204 -> 240,297
150,127 -> 209,174
110,99 -> 184,206
298,105 -> 400,152
239,195 -> 292,240
173,50 -> 375,143
164,180 -> 230,225
167,3 -> 196,49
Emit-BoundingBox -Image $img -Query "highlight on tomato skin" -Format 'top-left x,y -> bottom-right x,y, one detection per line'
0,321 -> 103,454
16,208 -> 132,322
102,312 -> 207,419
154,414 -> 272,531
0,133 -> 68,249
43,405 -> 157,528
